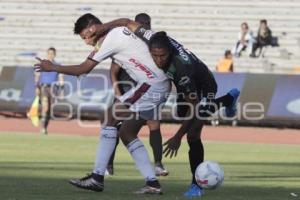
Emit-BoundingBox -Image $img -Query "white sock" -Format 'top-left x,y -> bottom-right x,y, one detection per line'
93,126 -> 117,175
127,138 -> 157,181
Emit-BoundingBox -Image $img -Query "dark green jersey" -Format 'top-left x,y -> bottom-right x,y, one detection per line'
135,27 -> 216,96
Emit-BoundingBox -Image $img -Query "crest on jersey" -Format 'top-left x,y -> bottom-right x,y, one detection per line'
123,28 -> 131,36
178,76 -> 191,86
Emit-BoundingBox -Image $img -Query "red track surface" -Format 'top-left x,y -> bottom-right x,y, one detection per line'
0,117 -> 299,145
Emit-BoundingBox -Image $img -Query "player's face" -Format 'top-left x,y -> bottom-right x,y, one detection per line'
260,22 -> 267,29
150,47 -> 170,69
47,50 -> 56,61
136,19 -> 151,30
80,26 -> 99,46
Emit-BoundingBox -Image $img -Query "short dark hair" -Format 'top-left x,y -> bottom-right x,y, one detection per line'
47,47 -> 56,54
260,19 -> 267,25
241,22 -> 248,29
149,31 -> 172,53
74,13 -> 102,35
135,13 -> 151,22
224,50 -> 232,58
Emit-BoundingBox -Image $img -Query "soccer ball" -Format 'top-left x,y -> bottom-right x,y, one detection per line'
195,160 -> 224,189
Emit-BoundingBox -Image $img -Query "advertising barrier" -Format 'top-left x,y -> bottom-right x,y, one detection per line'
0,66 -> 299,127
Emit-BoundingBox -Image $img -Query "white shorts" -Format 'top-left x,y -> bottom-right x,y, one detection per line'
118,81 -> 171,120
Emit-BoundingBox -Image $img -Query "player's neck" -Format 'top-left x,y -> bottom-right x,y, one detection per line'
96,34 -> 107,46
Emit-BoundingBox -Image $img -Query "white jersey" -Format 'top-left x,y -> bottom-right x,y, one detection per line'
88,27 -> 171,113
89,27 -> 168,85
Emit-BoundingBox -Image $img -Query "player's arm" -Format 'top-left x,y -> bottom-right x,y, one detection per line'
163,66 -> 199,158
110,62 -> 122,97
87,18 -> 140,39
175,94 -> 199,138
163,92 -> 199,158
34,57 -> 98,76
88,18 -> 153,44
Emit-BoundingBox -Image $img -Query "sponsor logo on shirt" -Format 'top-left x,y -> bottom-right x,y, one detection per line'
169,39 -> 190,62
166,72 -> 174,80
129,58 -> 157,79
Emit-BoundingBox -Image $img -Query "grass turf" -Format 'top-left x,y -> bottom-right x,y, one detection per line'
0,132 -> 300,200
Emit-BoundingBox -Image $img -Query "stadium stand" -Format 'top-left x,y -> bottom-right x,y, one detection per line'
0,0 -> 299,73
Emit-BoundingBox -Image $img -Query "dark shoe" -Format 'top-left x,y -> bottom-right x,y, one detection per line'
225,88 -> 240,117
69,173 -> 104,192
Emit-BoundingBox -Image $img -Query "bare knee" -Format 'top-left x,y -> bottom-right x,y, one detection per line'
147,120 -> 160,131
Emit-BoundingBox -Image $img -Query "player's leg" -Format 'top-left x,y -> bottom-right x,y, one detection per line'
69,102 -> 129,192
106,136 -> 119,176
197,78 -> 240,118
119,116 -> 162,194
106,122 -> 122,175
203,90 -> 240,118
146,120 -> 169,176
184,118 -> 205,197
187,119 -> 204,185
106,69 -> 136,174
40,85 -> 51,134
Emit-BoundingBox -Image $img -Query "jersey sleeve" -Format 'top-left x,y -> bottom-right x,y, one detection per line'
88,28 -> 125,63
134,26 -> 155,45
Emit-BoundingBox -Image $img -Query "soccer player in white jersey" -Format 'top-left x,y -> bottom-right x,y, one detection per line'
107,13 -> 169,177
34,13 -> 170,194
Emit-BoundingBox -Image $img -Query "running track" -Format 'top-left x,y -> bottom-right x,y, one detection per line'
0,117 -> 300,145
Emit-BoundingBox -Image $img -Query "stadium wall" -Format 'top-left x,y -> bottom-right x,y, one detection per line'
0,66 -> 299,127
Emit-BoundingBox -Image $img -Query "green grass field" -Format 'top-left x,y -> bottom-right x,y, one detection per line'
0,132 -> 300,200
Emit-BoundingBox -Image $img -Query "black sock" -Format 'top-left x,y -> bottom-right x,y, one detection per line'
108,136 -> 119,166
214,93 -> 234,108
92,173 -> 104,182
149,129 -> 163,165
41,115 -> 50,129
188,139 -> 204,185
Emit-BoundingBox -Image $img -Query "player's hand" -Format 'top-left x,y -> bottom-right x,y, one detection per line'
34,57 -> 55,72
163,136 -> 182,159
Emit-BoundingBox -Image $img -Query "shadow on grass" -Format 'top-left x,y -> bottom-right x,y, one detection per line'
1,161 -> 300,200
0,175 -> 299,200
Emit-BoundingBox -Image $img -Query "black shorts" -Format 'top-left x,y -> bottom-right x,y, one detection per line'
176,79 -> 217,118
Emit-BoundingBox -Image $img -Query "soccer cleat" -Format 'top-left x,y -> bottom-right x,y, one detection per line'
69,173 -> 104,192
225,88 -> 240,117
41,128 -> 48,135
183,184 -> 204,198
134,185 -> 163,195
155,164 -> 169,176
